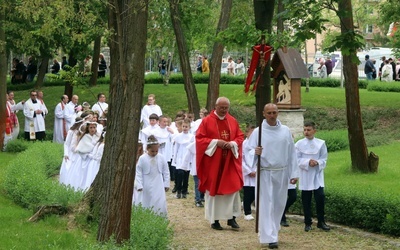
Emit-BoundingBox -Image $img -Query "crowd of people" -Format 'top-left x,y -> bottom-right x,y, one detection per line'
132,96 -> 330,249
3,90 -> 331,249
9,53 -> 108,85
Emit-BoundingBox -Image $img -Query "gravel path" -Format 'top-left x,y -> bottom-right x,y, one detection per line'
166,188 -> 400,250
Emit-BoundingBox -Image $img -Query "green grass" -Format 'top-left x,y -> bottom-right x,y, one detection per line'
0,189 -> 95,249
326,143 -> 400,194
11,84 -> 400,132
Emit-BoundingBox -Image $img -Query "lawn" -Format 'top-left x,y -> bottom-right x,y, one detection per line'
10,83 -> 400,132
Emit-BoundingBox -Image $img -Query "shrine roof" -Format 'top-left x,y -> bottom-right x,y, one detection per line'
271,47 -> 309,79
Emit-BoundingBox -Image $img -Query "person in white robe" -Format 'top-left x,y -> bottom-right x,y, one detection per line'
140,94 -> 162,128
59,117 -> 83,186
23,90 -> 46,141
242,125 -> 256,221
7,91 -> 25,139
53,95 -> 69,143
83,129 -> 105,191
135,135 -> 170,217
37,91 -> 48,116
140,113 -> 160,152
68,122 -> 99,191
64,95 -> 79,130
153,116 -> 174,163
91,93 -> 108,118
245,103 -> 298,249
172,119 -> 194,198
296,121 -> 330,232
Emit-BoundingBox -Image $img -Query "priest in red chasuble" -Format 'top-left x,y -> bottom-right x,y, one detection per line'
196,97 -> 244,230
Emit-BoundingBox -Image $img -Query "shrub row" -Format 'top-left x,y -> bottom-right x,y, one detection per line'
8,72 -> 372,91
367,81 -> 400,92
289,186 -> 400,236
3,141 -> 83,209
3,142 -> 173,248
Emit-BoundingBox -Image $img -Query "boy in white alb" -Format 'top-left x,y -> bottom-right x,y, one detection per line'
172,118 -> 194,198
296,121 -> 330,232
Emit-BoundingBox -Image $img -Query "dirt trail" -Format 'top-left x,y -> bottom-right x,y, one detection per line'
166,188 -> 400,250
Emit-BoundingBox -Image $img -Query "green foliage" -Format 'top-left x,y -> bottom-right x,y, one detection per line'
316,130 -> 349,152
85,206 -> 173,250
3,142 -> 83,209
367,81 -> 400,93
4,139 -> 31,153
326,186 -> 400,236
300,78 -> 368,89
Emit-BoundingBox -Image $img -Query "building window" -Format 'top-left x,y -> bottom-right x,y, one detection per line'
365,24 -> 373,33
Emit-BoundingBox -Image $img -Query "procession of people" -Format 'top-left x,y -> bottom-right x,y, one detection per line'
3,89 -> 331,249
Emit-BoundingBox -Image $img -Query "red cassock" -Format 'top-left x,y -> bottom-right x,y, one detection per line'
196,111 -> 244,196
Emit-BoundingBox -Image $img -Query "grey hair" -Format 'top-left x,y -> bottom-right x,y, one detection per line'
215,97 -> 230,106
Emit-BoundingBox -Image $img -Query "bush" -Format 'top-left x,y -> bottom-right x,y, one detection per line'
5,139 -> 31,153
3,141 -> 83,209
367,81 -> 400,92
85,206 -> 173,250
317,130 -> 349,152
288,185 -> 400,236
300,78 -> 368,89
326,186 -> 400,236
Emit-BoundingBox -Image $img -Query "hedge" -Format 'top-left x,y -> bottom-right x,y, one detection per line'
367,81 -> 400,92
8,72 -> 372,92
289,186 -> 400,236
3,141 -> 83,209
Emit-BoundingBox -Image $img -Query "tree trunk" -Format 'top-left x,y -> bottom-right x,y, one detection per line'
90,0 -> 149,243
35,56 -> 50,89
168,0 -> 200,115
253,0 -> 275,124
0,6 -> 7,150
64,51 -> 78,99
338,0 -> 376,172
206,0 -> 233,112
89,36 -> 101,87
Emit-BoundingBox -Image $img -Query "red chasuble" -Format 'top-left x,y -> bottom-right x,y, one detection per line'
196,111 -> 244,196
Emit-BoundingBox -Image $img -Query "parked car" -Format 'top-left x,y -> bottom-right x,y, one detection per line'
221,62 -> 229,74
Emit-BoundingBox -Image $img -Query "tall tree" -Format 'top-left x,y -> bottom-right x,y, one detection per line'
0,1 -> 7,150
334,0 -> 378,172
89,0 -> 149,243
206,0 -> 233,111
168,0 -> 200,115
253,0 -> 276,124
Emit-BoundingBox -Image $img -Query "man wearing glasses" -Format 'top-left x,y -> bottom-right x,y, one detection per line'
23,90 -> 46,141
245,103 -> 299,249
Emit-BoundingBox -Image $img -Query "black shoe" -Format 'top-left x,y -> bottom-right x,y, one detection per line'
195,201 -> 204,207
182,194 -> 187,199
172,187 -> 177,193
176,192 -> 181,199
317,222 -> 331,231
227,219 -> 240,229
211,221 -> 223,230
268,242 -> 278,249
280,220 -> 289,227
304,225 -> 312,232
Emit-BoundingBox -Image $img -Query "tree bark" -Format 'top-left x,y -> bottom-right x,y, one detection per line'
35,56 -> 50,89
0,6 -> 7,150
90,0 -> 149,243
338,0 -> 375,172
206,0 -> 233,112
253,0 -> 275,124
89,36 -> 101,87
168,0 -> 200,115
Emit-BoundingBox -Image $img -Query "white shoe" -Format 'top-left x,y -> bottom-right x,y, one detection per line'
244,214 -> 254,221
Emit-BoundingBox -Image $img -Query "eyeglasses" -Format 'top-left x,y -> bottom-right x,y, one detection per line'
266,111 -> 277,115
31,94 -> 37,96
